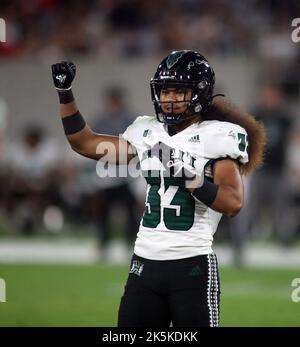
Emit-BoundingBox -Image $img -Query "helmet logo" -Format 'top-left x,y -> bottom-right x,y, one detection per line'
187,61 -> 195,70
195,59 -> 209,67
194,104 -> 202,112
166,50 -> 188,69
198,80 -> 208,89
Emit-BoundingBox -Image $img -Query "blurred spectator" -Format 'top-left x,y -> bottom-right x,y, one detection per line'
4,125 -> 63,234
1,0 -> 299,59
80,86 -> 140,259
284,124 -> 300,243
249,84 -> 294,242
0,99 -> 8,222
0,99 -> 7,159
227,177 -> 252,267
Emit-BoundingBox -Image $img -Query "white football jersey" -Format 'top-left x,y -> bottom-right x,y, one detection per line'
122,115 -> 249,260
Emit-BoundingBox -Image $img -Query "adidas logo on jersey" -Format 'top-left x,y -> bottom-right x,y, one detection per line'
188,134 -> 200,143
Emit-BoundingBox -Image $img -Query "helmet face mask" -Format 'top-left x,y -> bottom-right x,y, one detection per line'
150,50 -> 215,125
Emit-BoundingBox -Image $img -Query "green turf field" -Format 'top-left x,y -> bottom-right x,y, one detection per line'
0,263 -> 299,326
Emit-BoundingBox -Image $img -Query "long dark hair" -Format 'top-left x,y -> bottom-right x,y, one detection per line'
203,96 -> 266,175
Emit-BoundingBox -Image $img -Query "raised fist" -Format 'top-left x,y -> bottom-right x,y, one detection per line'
51,61 -> 76,90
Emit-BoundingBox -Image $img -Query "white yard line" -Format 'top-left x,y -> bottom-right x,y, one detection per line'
0,239 -> 299,267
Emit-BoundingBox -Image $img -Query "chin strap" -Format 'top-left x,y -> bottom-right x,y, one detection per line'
211,93 -> 225,101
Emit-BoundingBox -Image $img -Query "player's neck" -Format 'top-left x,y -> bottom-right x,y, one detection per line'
168,115 -> 201,136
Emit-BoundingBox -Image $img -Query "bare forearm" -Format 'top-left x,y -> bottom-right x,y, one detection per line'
59,99 -> 133,163
188,159 -> 244,217
60,100 -> 86,150
60,100 -> 78,117
188,180 -> 243,217
210,184 -> 243,217
59,100 -> 92,153
210,159 -> 244,217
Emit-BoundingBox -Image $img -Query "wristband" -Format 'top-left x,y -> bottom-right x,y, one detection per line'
57,88 -> 74,104
62,111 -> 86,135
191,177 -> 219,206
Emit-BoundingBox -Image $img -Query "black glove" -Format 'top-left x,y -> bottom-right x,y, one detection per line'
51,61 -> 76,90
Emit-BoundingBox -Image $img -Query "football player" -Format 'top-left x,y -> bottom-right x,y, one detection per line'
51,50 -> 266,327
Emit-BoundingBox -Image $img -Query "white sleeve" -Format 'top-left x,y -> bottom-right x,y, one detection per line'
211,123 -> 249,164
122,119 -> 137,144
122,115 -> 151,148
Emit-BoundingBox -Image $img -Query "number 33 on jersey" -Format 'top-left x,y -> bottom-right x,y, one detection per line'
122,115 -> 248,260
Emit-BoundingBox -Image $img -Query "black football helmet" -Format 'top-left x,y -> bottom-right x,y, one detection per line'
150,50 -> 215,125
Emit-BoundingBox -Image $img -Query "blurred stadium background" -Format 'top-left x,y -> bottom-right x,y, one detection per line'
0,0 -> 300,326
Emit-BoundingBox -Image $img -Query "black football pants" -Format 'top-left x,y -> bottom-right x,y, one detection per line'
118,253 -> 220,327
